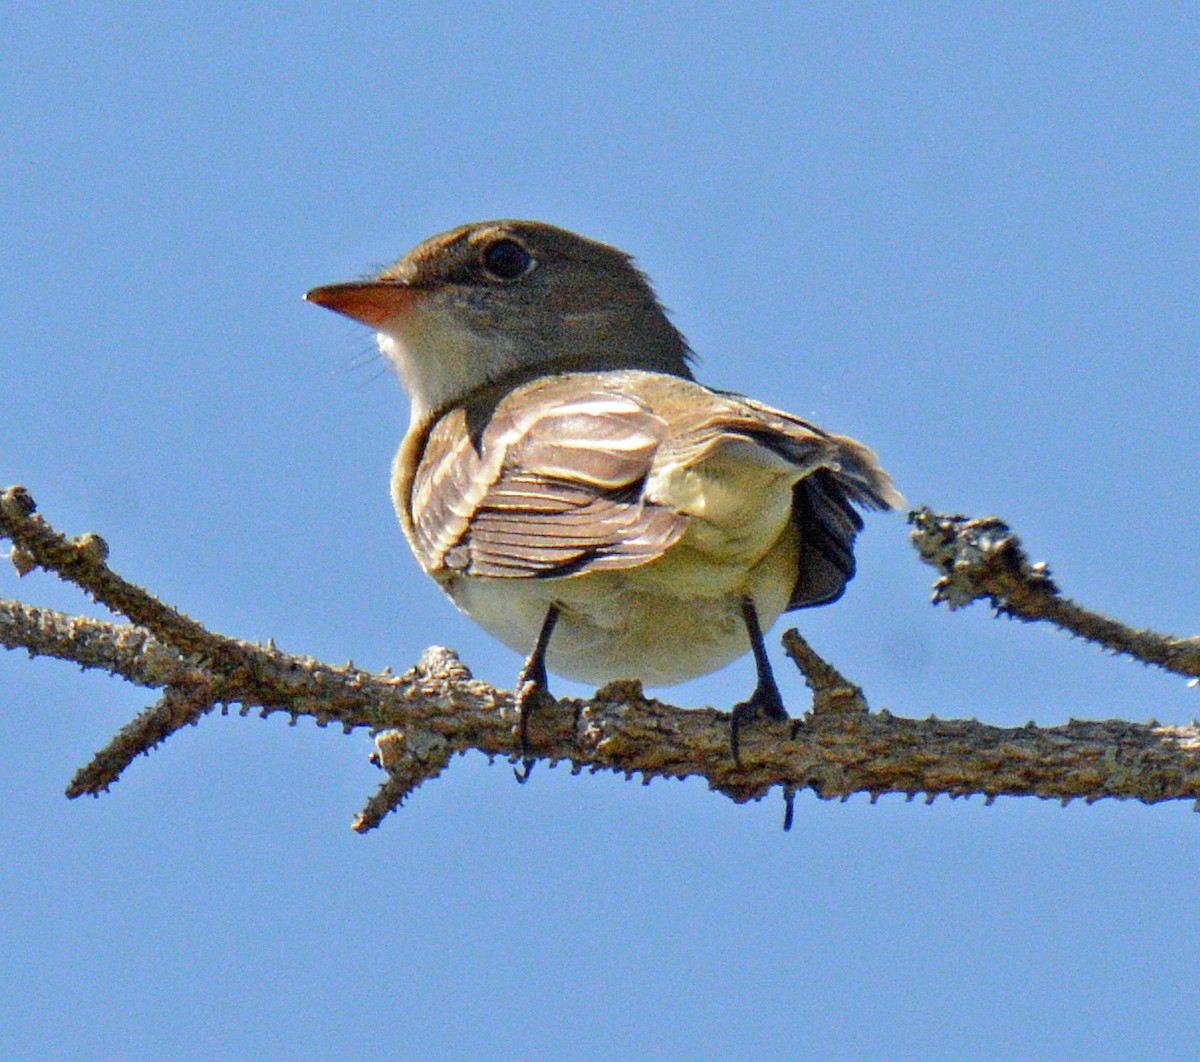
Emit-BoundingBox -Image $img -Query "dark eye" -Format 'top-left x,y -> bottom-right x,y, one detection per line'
481,238 -> 534,281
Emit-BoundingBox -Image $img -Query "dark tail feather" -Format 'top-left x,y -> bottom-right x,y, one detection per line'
788,469 -> 863,608
787,438 -> 903,610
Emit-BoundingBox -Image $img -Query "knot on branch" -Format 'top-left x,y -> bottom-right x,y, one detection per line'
1,486 -> 37,520
412,646 -> 473,684
908,507 -> 1058,611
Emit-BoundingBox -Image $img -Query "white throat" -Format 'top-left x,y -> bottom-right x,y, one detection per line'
376,313 -> 518,423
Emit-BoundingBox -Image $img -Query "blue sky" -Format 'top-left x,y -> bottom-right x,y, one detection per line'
2,5 -> 1198,1059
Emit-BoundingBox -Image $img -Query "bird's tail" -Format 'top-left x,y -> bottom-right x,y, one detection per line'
787,435 -> 904,609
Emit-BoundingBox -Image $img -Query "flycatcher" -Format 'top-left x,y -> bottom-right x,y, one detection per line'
306,220 -> 902,762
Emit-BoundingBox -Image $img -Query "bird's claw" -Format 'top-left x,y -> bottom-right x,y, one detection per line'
513,677 -> 552,783
730,681 -> 788,764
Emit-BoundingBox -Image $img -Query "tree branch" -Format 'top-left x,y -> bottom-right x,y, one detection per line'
4,485 -> 1199,831
908,507 -> 1200,682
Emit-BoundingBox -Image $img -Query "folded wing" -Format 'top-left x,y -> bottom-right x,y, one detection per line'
407,380 -> 687,578
404,371 -> 902,603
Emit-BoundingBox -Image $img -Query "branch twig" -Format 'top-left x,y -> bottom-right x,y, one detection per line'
909,507 -> 1200,681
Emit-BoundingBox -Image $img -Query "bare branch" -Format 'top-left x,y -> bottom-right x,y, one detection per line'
1,599 -> 188,688
909,507 -> 1200,681
356,724 -> 454,833
68,682 -> 220,797
1,486 -> 273,675
4,485 -> 1200,830
782,629 -> 867,714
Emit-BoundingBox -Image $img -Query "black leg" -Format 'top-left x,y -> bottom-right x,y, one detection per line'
730,598 -> 788,763
514,604 -> 560,783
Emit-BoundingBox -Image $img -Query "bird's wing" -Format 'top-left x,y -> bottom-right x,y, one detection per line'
406,378 -> 687,579
733,395 -> 904,513
404,372 -> 903,593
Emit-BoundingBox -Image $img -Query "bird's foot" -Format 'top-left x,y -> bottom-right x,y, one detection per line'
513,670 -> 554,784
730,679 -> 788,764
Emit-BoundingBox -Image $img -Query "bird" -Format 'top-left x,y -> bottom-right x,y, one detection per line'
305,220 -> 902,767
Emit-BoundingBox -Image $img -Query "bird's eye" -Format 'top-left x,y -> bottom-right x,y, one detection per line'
481,238 -> 534,281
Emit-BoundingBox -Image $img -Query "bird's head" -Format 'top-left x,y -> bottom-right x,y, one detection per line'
306,220 -> 693,421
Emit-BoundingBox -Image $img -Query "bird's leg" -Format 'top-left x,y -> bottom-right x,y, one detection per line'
514,603 -> 561,783
730,598 -> 788,763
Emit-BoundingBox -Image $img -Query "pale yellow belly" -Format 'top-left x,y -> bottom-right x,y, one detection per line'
441,523 -> 799,687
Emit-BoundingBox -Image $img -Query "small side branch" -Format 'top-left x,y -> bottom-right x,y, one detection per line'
68,682 -> 220,797
782,629 -> 867,714
356,726 -> 453,832
1,486 -> 270,677
1,599 -> 190,688
909,507 -> 1200,681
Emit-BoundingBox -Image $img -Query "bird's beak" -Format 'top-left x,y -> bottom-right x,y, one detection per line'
304,280 -> 417,327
